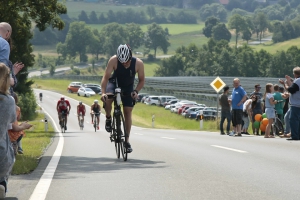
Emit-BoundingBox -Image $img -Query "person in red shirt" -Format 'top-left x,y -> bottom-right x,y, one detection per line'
56,96 -> 71,130
77,101 -> 86,127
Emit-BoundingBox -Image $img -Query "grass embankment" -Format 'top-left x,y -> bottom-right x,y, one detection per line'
12,112 -> 55,174
250,37 -> 300,54
32,78 -> 219,132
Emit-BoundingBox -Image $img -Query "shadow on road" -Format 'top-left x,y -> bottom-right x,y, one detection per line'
34,156 -> 166,179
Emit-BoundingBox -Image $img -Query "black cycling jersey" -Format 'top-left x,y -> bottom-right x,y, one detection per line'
39,93 -> 43,97
111,57 -> 136,88
92,104 -> 100,113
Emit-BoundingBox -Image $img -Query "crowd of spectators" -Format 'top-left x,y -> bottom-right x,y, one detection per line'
220,67 -> 300,140
0,22 -> 32,199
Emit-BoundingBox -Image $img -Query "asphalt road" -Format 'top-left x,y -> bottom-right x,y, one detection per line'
6,89 -> 300,200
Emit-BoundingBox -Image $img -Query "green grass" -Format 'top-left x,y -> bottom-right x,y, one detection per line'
250,37 -> 300,54
12,112 -> 55,174
143,60 -> 160,76
32,79 -> 219,131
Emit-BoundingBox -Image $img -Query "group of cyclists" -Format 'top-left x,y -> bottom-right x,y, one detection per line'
49,44 -> 145,153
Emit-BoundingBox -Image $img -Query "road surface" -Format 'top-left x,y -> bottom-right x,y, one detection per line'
6,89 -> 300,200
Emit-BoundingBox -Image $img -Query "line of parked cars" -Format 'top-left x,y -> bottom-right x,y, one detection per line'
67,82 -> 102,97
137,93 -> 218,121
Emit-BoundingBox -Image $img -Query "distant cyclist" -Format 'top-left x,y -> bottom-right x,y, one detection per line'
77,101 -> 86,127
91,100 -> 101,130
39,92 -> 43,102
101,44 -> 145,153
56,96 -> 71,130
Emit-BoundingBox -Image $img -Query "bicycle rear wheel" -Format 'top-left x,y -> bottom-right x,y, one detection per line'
119,113 -> 128,161
272,118 -> 284,136
112,114 -> 120,158
61,118 -> 65,133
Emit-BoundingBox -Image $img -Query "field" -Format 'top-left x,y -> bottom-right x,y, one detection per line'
250,37 -> 300,54
32,78 -> 219,131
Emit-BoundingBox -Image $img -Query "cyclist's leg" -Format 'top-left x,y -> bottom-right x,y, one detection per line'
97,114 -> 100,125
123,106 -> 134,143
91,112 -> 94,123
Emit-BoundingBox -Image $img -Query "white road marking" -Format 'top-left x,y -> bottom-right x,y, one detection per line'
134,133 -> 144,135
29,105 -> 64,200
211,145 -> 248,153
161,137 -> 176,140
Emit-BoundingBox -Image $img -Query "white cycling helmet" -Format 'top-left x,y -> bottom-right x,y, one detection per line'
79,101 -> 82,105
94,99 -> 98,104
116,44 -> 132,63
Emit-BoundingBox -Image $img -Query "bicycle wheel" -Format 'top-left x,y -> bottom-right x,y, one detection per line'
275,118 -> 284,135
112,114 -> 120,158
61,118 -> 65,133
119,113 -> 128,161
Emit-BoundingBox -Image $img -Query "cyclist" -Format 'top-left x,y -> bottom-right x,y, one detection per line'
39,92 -> 43,102
77,101 -> 86,127
56,96 -> 71,130
101,44 -> 145,153
91,100 -> 101,130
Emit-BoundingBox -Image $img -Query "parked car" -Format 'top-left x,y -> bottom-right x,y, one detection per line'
164,99 -> 179,107
83,83 -> 101,88
145,96 -> 159,105
157,96 -> 177,107
183,107 -> 203,118
67,82 -> 82,93
137,93 -> 148,102
84,86 -> 101,94
77,87 -> 96,97
196,110 -> 217,121
178,104 -> 197,114
141,95 -> 150,103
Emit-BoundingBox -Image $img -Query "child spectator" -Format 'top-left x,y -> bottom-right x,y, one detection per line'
264,83 -> 278,138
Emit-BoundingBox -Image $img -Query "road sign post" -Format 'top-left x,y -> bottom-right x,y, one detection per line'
210,77 -> 226,130
199,110 -> 203,130
152,115 -> 155,128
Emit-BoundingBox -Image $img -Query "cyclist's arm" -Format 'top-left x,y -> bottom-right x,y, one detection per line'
77,105 -> 79,114
56,101 -> 60,112
83,105 -> 86,113
135,58 -> 145,92
101,56 -> 116,94
67,101 -> 71,112
91,105 -> 94,113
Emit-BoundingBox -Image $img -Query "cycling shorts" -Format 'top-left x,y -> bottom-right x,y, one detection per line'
106,81 -> 135,108
78,110 -> 85,116
59,109 -> 68,116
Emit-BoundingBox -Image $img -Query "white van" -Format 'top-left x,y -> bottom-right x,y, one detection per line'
157,96 -> 177,107
145,96 -> 159,105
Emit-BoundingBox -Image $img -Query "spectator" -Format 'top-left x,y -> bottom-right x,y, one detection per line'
230,78 -> 247,137
285,67 -> 300,140
279,86 -> 289,116
279,80 -> 291,138
219,86 -> 231,135
264,83 -> 278,138
273,84 -> 285,122
8,93 -> 25,155
242,95 -> 256,135
0,22 -> 11,66
250,84 -> 263,135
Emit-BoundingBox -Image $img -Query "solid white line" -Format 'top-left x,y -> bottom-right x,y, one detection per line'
161,137 -> 176,140
134,133 -> 144,135
29,105 -> 64,200
211,145 -> 248,153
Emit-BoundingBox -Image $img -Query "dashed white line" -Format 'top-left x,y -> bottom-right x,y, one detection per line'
161,137 -> 176,140
211,145 -> 248,153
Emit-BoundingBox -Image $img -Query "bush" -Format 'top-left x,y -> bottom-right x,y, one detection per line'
18,90 -> 38,121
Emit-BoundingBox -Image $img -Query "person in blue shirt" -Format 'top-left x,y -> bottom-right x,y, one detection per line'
231,78 -> 247,136
0,22 -> 11,66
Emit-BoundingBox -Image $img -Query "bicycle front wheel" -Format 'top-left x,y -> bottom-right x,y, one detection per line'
112,114 -> 120,158
119,113 -> 128,161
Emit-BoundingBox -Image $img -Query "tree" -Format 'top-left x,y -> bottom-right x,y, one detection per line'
144,23 -> 170,58
63,21 -> 94,62
155,54 -> 185,76
253,12 -> 268,43
88,29 -> 104,60
49,64 -> 56,76
242,29 -> 252,43
228,14 -> 247,47
203,17 -> 220,38
147,6 -> 156,21
99,13 -> 107,24
0,0 -> 67,94
89,11 -> 98,24
78,10 -> 89,23
126,23 -> 144,50
212,23 -> 231,42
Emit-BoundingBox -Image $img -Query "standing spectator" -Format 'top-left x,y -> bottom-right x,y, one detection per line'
273,84 -> 285,122
264,83 -> 278,138
242,95 -> 256,135
279,80 -> 291,138
0,22 -> 11,66
279,86 -> 289,116
285,67 -> 300,140
231,78 -> 247,137
219,86 -> 231,135
250,84 -> 263,135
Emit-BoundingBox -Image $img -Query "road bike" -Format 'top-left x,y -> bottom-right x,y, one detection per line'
60,111 -> 67,133
79,113 -> 84,130
272,106 -> 284,136
92,112 -> 100,132
104,80 -> 128,161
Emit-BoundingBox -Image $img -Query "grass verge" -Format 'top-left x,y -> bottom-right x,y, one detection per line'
12,112 -> 55,174
32,79 -> 219,132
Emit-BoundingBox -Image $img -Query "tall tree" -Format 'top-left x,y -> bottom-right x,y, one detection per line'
146,6 -> 157,21
88,29 -> 104,60
212,23 -> 231,42
144,23 -> 170,58
78,10 -> 89,23
89,11 -> 98,24
228,14 -> 247,47
126,23 -> 144,50
0,0 -> 66,94
253,12 -> 268,43
203,17 -> 220,38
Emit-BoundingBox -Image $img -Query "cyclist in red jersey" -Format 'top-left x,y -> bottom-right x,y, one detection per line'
56,96 -> 71,130
77,101 -> 86,126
